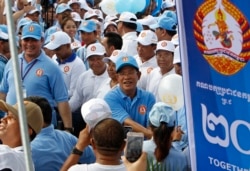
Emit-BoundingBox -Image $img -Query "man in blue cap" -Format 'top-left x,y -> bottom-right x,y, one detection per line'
104,55 -> 156,139
0,22 -> 73,131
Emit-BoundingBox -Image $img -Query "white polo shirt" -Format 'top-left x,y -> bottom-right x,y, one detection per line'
146,67 -> 176,102
135,55 -> 158,90
121,32 -> 138,56
96,77 -> 118,99
0,145 -> 31,171
69,68 -> 108,112
54,54 -> 86,98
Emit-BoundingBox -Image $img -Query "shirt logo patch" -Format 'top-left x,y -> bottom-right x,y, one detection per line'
147,67 -> 153,74
138,105 -> 147,115
112,50 -> 119,56
64,66 -> 70,72
36,69 -> 43,77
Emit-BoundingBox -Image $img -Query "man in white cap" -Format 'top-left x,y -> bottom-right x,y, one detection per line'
68,0 -> 81,14
45,31 -> 86,99
135,30 -> 158,90
0,100 -> 43,170
69,42 -> 108,136
117,11 -> 138,56
146,40 -> 176,102
61,98 -> 127,171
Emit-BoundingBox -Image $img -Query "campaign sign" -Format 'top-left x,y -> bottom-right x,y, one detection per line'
177,0 -> 250,170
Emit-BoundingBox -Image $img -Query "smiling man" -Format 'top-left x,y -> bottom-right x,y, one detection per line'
104,56 -> 155,139
0,22 -> 72,130
0,100 -> 43,170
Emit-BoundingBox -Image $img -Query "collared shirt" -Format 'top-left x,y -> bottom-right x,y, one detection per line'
121,31 -> 138,56
104,86 -> 155,127
143,139 -> 188,171
0,54 -> 8,82
96,77 -> 118,99
31,124 -> 95,171
146,67 -> 176,102
0,50 -> 68,125
135,55 -> 158,90
0,145 -> 29,171
0,50 -> 68,105
54,53 -> 86,98
69,68 -> 108,112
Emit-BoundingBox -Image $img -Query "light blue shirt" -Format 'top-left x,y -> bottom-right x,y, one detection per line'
0,50 -> 68,125
31,125 -> 95,171
143,139 -> 188,171
104,87 -> 156,127
172,107 -> 189,151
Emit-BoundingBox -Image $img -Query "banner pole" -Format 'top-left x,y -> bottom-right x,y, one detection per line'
4,1 -> 34,170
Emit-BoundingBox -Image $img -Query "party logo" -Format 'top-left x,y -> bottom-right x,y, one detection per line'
193,0 -> 250,75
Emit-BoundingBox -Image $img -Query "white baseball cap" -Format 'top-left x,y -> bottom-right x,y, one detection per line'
86,42 -> 106,59
79,0 -> 91,11
68,0 -> 81,6
104,21 -> 117,30
103,50 -> 127,63
105,15 -> 118,22
173,46 -> 180,64
44,31 -> 71,50
137,15 -> 157,27
81,98 -> 112,129
137,30 -> 158,46
84,9 -> 98,20
156,40 -> 175,52
118,12 -> 137,24
71,12 -> 81,22
171,33 -> 179,46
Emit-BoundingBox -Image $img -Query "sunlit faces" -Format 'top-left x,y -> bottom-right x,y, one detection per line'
57,10 -> 71,25
62,19 -> 77,39
156,50 -> 174,71
137,43 -> 156,62
70,3 -> 81,13
0,112 -> 20,140
87,55 -> 106,75
107,60 -> 117,80
80,31 -> 97,45
22,38 -> 43,59
117,66 -> 141,93
53,44 -> 71,60
117,22 -> 123,35
26,12 -> 40,23
104,25 -> 118,34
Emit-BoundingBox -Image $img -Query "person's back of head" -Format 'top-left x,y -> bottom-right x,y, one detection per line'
149,102 -> 176,162
24,96 -> 52,127
104,32 -> 123,50
92,118 -> 125,156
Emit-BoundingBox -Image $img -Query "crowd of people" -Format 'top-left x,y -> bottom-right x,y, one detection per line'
0,0 -> 191,170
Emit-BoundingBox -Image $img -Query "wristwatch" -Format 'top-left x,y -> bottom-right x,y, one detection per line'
71,146 -> 83,155
64,127 -> 74,134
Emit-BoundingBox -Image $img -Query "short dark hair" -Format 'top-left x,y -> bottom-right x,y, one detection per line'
122,22 -> 137,30
104,32 -> 123,50
24,96 -> 52,125
92,118 -> 125,155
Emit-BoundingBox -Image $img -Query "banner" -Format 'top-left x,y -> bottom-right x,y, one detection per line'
177,0 -> 250,170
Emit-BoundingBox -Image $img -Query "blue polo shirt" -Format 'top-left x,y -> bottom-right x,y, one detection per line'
0,50 -> 68,105
31,124 -> 95,171
104,86 -> 156,127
